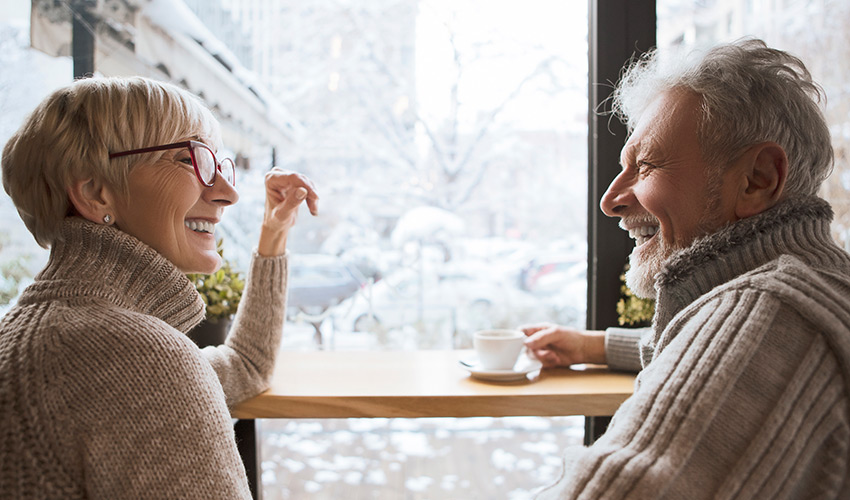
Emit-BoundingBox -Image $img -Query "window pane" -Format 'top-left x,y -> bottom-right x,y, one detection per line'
239,2 -> 590,495
0,2 -> 67,316
217,0 -> 589,351
1,1 -> 589,498
658,0 -> 850,251
0,0 -> 588,348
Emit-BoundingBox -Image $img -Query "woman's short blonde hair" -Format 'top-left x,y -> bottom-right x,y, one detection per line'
2,76 -> 221,247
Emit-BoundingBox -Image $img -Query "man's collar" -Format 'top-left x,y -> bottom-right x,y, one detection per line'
650,196 -> 840,334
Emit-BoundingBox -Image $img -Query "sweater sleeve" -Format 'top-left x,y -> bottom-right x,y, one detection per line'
537,288 -> 849,499
604,327 -> 648,372
201,251 -> 289,407
54,314 -> 252,499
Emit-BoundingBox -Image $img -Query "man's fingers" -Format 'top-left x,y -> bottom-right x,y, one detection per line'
530,349 -> 561,368
519,323 -> 551,337
523,326 -> 559,350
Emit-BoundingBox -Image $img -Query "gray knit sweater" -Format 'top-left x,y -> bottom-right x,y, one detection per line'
538,196 -> 850,499
0,217 -> 288,499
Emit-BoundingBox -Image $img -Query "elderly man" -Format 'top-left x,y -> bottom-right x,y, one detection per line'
523,38 -> 850,498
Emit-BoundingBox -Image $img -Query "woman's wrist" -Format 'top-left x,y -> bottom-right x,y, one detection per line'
257,226 -> 288,257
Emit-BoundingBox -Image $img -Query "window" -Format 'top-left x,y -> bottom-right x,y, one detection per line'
3,1 -> 589,349
243,0 -> 590,351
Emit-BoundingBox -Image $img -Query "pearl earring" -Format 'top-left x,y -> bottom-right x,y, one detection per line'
103,214 -> 112,224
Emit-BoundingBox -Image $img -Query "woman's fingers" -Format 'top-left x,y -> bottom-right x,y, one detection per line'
265,170 -> 319,220
271,186 -> 307,220
304,191 -> 319,216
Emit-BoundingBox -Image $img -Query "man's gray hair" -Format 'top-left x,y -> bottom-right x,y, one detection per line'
612,38 -> 833,198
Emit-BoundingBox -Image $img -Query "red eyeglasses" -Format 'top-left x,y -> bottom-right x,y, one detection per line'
109,140 -> 236,187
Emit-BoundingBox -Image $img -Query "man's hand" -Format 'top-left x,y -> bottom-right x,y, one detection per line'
519,323 -> 606,368
257,169 -> 319,257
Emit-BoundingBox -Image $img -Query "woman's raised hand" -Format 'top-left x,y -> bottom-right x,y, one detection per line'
257,168 -> 319,256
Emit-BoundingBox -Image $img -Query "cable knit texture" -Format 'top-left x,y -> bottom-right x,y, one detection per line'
538,196 -> 850,499
604,327 -> 648,373
0,217 -> 288,499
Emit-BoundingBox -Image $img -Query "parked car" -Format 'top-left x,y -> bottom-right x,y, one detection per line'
519,254 -> 586,295
516,255 -> 587,327
287,254 -> 366,315
331,261 -> 545,347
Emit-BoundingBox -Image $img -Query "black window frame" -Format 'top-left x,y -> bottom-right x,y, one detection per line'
584,0 -> 655,443
586,0 -> 655,332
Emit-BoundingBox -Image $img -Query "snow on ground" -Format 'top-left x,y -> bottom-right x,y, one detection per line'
259,416 -> 584,499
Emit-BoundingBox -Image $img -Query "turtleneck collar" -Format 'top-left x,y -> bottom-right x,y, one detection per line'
652,196 -> 850,334
18,217 -> 206,333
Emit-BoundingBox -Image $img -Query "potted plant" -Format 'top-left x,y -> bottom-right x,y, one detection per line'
187,240 -> 245,348
616,264 -> 655,327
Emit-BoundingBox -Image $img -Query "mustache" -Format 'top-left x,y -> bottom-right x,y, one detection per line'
618,215 -> 660,231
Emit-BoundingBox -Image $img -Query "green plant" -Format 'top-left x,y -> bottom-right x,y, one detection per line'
187,240 -> 245,323
0,229 -> 37,306
616,265 -> 655,326
0,257 -> 32,306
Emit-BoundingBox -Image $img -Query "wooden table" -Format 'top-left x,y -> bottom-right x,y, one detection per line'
232,350 -> 635,499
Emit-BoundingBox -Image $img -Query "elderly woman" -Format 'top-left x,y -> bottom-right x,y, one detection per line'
0,76 -> 317,498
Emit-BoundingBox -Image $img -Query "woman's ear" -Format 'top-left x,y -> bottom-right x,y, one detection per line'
67,178 -> 117,224
734,142 -> 788,219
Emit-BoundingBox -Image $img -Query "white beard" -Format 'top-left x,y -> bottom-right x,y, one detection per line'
624,187 -> 724,300
625,240 -> 672,299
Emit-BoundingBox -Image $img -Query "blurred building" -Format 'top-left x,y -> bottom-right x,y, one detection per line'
218,0 -> 421,245
657,0 -> 850,249
220,0 -> 419,181
29,0 -> 299,170
658,0 -> 816,49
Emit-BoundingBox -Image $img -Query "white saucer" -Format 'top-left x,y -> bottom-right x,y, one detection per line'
459,355 -> 543,381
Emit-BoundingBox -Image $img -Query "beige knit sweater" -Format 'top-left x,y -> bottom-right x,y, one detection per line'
0,217 -> 288,499
538,196 -> 850,499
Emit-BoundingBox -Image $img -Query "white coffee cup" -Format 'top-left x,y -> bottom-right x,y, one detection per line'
473,329 -> 525,370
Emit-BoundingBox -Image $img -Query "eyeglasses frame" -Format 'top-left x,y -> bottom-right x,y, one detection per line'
108,140 -> 236,188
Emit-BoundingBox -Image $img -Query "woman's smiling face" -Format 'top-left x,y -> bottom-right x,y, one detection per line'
109,141 -> 239,274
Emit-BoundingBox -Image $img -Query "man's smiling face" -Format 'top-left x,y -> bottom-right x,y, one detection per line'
600,89 -> 740,298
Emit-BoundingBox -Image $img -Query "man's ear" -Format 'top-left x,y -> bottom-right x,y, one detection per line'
66,178 -> 117,224
734,142 -> 788,219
